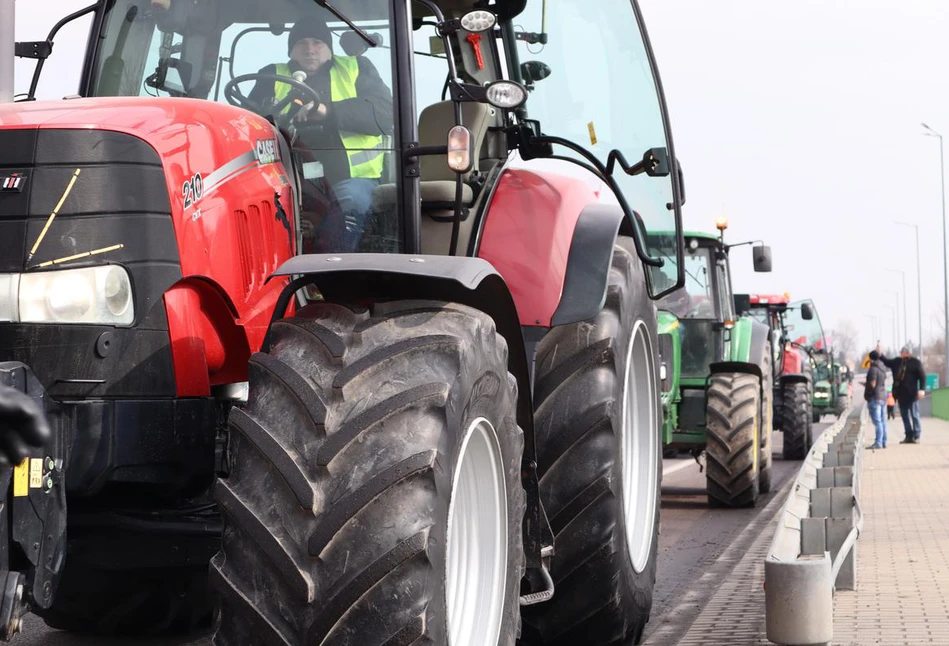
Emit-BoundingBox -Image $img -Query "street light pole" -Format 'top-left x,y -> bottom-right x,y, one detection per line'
885,269 -> 907,346
895,221 -> 923,352
883,305 -> 897,350
0,0 -> 15,103
923,122 -> 949,385
884,295 -> 900,346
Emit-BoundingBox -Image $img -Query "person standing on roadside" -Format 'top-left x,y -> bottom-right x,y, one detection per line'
886,389 -> 896,420
865,351 -> 889,449
877,343 -> 927,443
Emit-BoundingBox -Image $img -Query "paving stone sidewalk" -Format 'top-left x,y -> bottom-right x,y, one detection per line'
832,415 -> 949,646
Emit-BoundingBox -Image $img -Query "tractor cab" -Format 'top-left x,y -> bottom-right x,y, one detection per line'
20,0 -> 690,293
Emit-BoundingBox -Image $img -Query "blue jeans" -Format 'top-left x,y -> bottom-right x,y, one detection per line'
868,400 -> 888,447
899,400 -> 922,440
333,178 -> 379,251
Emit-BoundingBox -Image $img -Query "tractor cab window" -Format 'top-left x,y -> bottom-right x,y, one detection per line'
656,245 -> 714,320
87,0 -> 399,254
716,255 -> 734,322
512,0 -> 681,298
785,300 -> 825,349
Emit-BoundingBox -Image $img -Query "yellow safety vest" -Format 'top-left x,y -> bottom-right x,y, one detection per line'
274,57 -> 385,180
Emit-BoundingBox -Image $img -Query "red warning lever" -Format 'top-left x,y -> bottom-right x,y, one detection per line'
466,33 -> 485,70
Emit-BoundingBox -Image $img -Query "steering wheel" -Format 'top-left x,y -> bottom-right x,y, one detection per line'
223,73 -> 322,120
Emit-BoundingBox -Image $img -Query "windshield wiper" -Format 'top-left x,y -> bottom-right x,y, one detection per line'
314,0 -> 377,47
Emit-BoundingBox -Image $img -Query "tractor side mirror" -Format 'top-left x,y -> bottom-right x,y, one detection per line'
734,293 -> 750,314
801,303 -> 815,320
520,60 -> 551,88
752,244 -> 772,272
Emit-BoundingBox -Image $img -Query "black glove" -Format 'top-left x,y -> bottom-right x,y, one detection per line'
0,385 -> 50,468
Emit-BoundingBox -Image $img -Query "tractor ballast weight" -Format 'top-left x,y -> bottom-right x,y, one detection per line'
655,226 -> 775,507
0,0 -> 685,643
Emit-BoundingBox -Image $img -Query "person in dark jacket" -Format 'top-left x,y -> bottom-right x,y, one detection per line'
877,343 -> 927,443
0,386 -> 49,467
248,17 -> 394,252
864,351 -> 889,449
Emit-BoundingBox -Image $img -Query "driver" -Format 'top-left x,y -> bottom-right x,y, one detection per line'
248,17 -> 394,252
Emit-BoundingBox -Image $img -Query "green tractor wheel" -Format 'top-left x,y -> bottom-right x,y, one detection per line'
705,373 -> 761,508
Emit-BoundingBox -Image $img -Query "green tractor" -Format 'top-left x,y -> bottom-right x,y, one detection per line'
653,219 -> 775,507
811,346 -> 852,422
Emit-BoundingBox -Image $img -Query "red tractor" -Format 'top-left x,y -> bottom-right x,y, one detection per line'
735,293 -> 816,459
1,0 -> 685,644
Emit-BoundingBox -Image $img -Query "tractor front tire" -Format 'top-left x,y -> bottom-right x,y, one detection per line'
706,373 -> 761,508
781,382 -> 812,460
211,301 -> 525,646
521,237 -> 661,646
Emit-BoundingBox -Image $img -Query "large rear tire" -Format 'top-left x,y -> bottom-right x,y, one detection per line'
211,301 -> 525,646
520,238 -> 661,646
758,349 -> 774,494
781,381 -> 812,460
706,373 -> 761,508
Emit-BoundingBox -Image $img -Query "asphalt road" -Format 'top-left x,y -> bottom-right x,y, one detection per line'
641,419 -> 834,644
17,419 -> 835,646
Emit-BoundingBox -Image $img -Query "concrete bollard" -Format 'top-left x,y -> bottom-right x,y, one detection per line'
765,556 -> 834,646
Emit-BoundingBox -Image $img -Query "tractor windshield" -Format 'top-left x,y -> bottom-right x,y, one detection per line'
655,246 -> 714,320
785,299 -> 826,350
86,0 -> 399,252
511,0 -> 682,298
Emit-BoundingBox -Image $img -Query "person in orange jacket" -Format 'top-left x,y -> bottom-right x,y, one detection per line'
886,389 -> 896,420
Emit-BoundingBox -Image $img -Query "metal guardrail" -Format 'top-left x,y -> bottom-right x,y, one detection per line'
764,405 -> 865,646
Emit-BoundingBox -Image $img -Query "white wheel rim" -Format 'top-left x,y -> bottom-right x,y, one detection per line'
621,321 -> 659,573
446,417 -> 507,646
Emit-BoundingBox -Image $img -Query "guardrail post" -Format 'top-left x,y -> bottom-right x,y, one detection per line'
765,557 -> 834,645
765,407 -> 863,646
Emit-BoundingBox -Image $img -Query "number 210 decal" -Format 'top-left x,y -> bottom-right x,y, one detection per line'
182,173 -> 203,208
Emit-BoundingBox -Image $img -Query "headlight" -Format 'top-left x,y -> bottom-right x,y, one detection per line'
16,266 -> 134,325
485,80 -> 528,109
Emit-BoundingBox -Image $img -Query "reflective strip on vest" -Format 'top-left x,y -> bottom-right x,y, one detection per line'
273,58 -> 384,179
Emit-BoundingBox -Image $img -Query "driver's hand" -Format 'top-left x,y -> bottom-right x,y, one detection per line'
300,219 -> 314,239
294,102 -> 328,123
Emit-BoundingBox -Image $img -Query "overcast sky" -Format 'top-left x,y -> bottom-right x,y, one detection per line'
12,0 -> 949,358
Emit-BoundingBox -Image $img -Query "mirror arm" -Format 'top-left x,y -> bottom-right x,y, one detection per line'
20,2 -> 97,100
605,149 -> 645,177
724,239 -> 764,251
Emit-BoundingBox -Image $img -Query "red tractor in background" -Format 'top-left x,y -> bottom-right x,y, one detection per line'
0,0 -> 685,644
734,293 -> 815,459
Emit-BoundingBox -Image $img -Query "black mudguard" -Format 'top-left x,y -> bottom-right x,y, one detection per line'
0,362 -> 67,638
